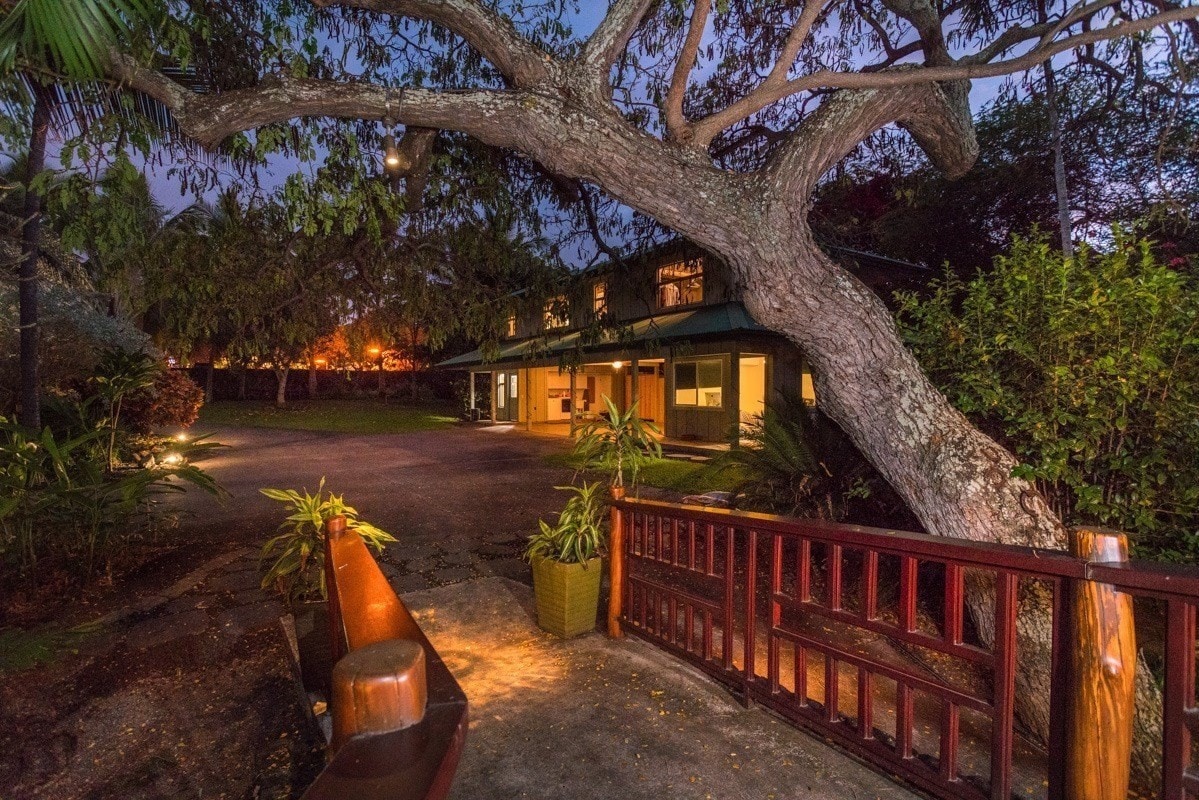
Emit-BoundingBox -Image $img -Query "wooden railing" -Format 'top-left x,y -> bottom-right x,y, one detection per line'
608,498 -> 1199,800
301,516 -> 469,800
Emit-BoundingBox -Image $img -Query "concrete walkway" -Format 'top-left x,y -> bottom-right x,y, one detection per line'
408,577 -> 919,800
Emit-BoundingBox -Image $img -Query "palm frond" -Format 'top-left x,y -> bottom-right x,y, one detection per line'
0,0 -> 159,80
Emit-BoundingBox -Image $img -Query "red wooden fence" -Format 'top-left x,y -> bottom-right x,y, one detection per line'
610,497 -> 1199,800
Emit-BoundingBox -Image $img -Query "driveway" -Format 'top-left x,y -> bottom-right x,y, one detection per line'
177,422 -> 578,591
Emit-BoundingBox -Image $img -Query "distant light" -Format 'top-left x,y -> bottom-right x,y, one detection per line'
175,432 -> 188,442
612,361 -> 624,370
369,347 -> 381,355
163,453 -> 184,465
315,358 -> 327,366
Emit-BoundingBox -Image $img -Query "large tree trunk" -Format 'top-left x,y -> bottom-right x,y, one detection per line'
17,87 -> 50,431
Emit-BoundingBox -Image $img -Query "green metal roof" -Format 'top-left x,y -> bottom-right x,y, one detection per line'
437,301 -> 770,369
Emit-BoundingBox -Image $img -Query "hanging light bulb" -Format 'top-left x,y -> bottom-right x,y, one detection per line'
383,132 -> 402,169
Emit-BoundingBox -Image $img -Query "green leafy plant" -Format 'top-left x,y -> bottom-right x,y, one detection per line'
259,479 -> 396,602
123,368 -> 205,432
524,482 -> 607,566
93,348 -> 159,470
897,230 -> 1199,560
573,396 -> 662,490
0,415 -> 225,580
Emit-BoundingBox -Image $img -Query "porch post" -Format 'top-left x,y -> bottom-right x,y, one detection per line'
631,358 -> 640,413
489,372 -> 497,424
525,366 -> 532,432
468,372 -> 476,416
729,346 -> 741,447
569,366 -> 578,438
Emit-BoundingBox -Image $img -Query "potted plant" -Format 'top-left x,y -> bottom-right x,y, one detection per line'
259,478 -> 396,603
572,396 -> 663,497
524,481 -> 607,638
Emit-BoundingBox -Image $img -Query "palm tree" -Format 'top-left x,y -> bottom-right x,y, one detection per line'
0,0 -> 161,429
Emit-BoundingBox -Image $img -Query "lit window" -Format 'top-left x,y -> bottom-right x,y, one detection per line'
544,296 -> 569,329
506,315 -> 517,338
593,282 -> 607,316
674,359 -> 722,407
801,365 -> 817,406
657,259 -> 704,308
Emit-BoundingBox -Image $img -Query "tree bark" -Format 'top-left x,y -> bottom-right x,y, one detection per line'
1044,58 -> 1074,258
17,87 -> 50,431
275,366 -> 289,408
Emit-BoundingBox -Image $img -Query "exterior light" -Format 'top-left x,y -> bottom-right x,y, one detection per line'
383,133 -> 402,169
175,432 -> 188,442
163,453 -> 184,466
315,358 -> 327,366
612,361 -> 624,370
369,347 -> 381,356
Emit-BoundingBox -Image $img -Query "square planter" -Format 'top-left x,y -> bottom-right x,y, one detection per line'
531,555 -> 603,638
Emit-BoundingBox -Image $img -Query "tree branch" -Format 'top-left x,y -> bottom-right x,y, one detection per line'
686,4 -> 1199,150
664,0 -> 711,142
766,79 -> 976,202
578,0 -> 657,87
317,0 -> 555,88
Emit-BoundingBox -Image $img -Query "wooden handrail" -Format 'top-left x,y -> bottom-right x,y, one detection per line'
608,497 -> 1199,800
301,515 -> 469,800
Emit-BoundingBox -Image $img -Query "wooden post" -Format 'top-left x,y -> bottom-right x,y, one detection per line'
607,486 -> 626,638
569,366 -> 578,438
525,366 -> 532,432
631,358 -> 640,412
489,371 -> 497,423
1066,527 -> 1136,800
330,639 -> 428,754
468,372 -> 476,418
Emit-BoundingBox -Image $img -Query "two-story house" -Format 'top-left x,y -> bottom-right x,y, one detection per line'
439,240 -> 923,445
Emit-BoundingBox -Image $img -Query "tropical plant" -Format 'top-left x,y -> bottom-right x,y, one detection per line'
898,231 -> 1199,561
524,482 -> 606,566
0,414 -> 224,580
572,396 -> 662,491
122,367 -> 204,432
92,347 -> 158,469
259,479 -> 396,603
0,0 -> 166,429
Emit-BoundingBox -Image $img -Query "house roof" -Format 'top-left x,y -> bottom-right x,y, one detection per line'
437,301 -> 770,369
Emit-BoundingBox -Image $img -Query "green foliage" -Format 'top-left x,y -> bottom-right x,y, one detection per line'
259,479 -> 396,603
123,368 -> 204,432
93,347 -> 159,470
0,621 -> 101,673
572,397 -> 663,490
0,414 -> 224,581
715,399 -> 914,526
524,482 -> 606,566
897,231 -> 1199,560
0,0 -> 159,80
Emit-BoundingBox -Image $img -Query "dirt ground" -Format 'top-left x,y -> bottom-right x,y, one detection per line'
0,423 -> 578,800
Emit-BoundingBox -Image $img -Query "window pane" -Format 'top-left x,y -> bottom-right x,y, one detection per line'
497,374 -> 506,408
675,362 -> 697,390
698,360 -> 722,407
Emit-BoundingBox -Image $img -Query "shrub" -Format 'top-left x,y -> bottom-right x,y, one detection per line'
897,231 -> 1199,560
124,369 -> 205,432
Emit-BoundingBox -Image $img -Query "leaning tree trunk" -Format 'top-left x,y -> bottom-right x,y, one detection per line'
17,87 -> 50,431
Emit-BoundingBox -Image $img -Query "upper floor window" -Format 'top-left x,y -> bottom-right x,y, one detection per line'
593,281 -> 607,316
657,259 -> 704,308
506,315 -> 517,338
544,296 -> 570,330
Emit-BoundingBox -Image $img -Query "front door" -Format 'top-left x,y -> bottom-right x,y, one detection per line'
495,371 -> 519,422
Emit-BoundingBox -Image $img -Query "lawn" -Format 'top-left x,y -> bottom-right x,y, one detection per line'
545,452 -> 742,495
197,399 -> 460,434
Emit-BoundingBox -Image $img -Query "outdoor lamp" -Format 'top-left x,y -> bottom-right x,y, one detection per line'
383,132 -> 402,169
612,361 -> 624,369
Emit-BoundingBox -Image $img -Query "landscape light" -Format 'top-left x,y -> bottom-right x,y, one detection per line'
162,453 -> 184,466
175,432 -> 188,442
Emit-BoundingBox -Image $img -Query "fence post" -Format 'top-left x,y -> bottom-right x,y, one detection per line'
608,486 -> 626,638
1066,527 -> 1136,800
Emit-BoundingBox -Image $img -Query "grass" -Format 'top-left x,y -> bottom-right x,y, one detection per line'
198,399 -> 460,435
0,623 -> 100,673
545,452 -> 742,495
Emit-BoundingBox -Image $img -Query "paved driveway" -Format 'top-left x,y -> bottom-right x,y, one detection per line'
176,423 -> 577,591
